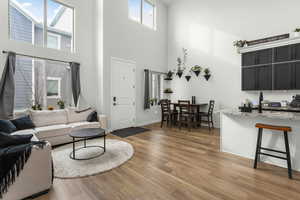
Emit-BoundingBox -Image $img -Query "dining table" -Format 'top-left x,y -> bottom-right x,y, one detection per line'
171,102 -> 208,113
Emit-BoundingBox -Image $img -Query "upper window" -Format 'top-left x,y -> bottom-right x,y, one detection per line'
9,0 -> 74,52
128,0 -> 156,30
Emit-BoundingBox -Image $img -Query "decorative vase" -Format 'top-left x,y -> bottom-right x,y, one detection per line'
185,75 -> 191,82
193,70 -> 201,76
204,74 -> 211,81
177,71 -> 183,78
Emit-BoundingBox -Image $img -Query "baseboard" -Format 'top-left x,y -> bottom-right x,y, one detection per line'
135,120 -> 160,127
23,189 -> 50,200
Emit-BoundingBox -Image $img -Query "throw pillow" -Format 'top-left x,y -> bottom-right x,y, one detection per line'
11,115 -> 35,131
0,132 -> 33,148
87,111 -> 98,122
0,120 -> 17,134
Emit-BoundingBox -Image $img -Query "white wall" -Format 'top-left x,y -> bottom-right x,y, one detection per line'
168,0 -> 300,115
0,0 -> 99,110
101,0 -> 168,128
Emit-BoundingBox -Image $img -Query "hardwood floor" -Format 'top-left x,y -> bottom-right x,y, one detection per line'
38,124 -> 300,200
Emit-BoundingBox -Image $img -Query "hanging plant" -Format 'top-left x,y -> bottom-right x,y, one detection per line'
165,70 -> 174,80
185,75 -> 192,82
204,68 -> 211,81
191,65 -> 202,76
175,48 -> 188,78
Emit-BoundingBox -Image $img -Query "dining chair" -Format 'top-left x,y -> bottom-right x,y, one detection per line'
160,99 -> 177,128
199,100 -> 215,131
178,101 -> 197,131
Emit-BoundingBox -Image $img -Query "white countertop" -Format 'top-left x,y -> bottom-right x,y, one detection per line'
221,109 -> 300,121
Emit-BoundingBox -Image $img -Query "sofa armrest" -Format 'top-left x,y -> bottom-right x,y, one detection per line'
98,114 -> 108,130
2,142 -> 52,200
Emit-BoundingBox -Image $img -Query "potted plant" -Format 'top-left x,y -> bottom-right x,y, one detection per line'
165,70 -> 174,80
32,104 -> 42,111
191,65 -> 202,76
293,28 -> 300,38
185,71 -> 192,82
164,88 -> 173,94
48,106 -> 54,111
204,68 -> 211,81
176,48 -> 188,78
233,40 -> 247,48
57,99 -> 65,109
149,98 -> 158,106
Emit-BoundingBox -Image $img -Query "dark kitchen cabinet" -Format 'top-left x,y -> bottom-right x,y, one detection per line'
242,67 -> 256,90
256,49 -> 272,65
242,65 -> 272,91
242,52 -> 256,66
274,63 -> 293,90
294,62 -> 300,89
242,49 -> 272,66
292,43 -> 300,60
257,65 -> 272,90
274,45 -> 292,63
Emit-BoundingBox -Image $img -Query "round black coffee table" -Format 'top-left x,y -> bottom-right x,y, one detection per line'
69,128 -> 106,160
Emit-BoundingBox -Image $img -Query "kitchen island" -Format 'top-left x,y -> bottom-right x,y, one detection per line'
221,109 -> 300,171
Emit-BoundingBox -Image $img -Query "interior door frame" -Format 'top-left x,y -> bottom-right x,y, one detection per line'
110,57 -> 137,131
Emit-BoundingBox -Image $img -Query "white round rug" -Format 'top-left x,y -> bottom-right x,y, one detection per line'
52,139 -> 134,179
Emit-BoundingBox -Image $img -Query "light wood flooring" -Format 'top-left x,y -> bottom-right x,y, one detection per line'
38,123 -> 300,200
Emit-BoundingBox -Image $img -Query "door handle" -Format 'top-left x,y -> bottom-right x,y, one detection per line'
113,97 -> 117,102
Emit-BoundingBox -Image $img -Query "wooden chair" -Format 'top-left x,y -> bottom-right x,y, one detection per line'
199,100 -> 215,131
160,99 -> 177,128
178,101 -> 197,131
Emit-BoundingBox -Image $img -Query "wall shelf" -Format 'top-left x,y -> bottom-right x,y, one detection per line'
239,37 -> 300,53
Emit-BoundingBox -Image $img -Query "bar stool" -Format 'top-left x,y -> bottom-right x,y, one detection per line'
254,123 -> 293,179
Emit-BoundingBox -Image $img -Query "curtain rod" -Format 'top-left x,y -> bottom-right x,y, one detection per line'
145,69 -> 167,75
2,51 -> 73,64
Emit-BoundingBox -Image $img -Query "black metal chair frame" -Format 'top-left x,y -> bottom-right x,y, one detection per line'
199,100 -> 215,130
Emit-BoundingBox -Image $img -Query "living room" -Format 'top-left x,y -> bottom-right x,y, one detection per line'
1,0 -> 300,200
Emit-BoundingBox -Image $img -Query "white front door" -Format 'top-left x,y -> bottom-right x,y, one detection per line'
111,57 -> 136,131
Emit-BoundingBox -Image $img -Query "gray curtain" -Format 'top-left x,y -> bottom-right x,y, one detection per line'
0,52 -> 16,119
70,62 -> 81,107
144,69 -> 151,110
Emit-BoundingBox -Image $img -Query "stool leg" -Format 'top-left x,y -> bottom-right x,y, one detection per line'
254,128 -> 263,169
284,131 -> 292,179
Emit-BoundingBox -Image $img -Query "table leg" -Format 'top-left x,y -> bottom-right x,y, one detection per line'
84,139 -> 87,148
73,138 -> 75,159
104,135 -> 106,152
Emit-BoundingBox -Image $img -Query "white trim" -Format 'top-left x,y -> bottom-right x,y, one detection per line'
46,77 -> 61,99
239,37 -> 300,53
110,57 -> 137,131
47,32 -> 61,50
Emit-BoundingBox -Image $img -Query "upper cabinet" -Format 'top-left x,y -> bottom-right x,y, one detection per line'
241,43 -> 300,91
242,49 -> 272,66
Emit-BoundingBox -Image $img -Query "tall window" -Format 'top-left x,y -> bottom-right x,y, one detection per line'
14,56 -> 72,110
128,0 -> 156,30
9,0 -> 74,52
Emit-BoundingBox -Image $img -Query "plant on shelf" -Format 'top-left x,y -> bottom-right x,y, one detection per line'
32,104 -> 42,111
185,70 -> 192,82
233,40 -> 247,48
165,70 -> 174,80
164,88 -> 173,94
57,99 -> 65,109
204,68 -> 211,81
293,28 -> 300,37
191,65 -> 202,76
149,98 -> 158,106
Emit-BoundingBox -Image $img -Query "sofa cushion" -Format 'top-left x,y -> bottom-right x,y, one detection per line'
0,120 -> 17,133
11,115 -> 35,131
70,121 -> 101,131
0,132 -> 33,148
66,107 -> 95,123
11,129 -> 39,142
30,110 -> 68,127
35,124 -> 71,139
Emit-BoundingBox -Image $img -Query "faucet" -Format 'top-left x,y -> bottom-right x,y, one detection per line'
258,91 -> 264,113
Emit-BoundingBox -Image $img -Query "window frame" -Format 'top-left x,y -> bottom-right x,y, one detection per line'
47,32 -> 61,50
46,76 -> 61,99
8,0 -> 75,52
128,0 -> 156,30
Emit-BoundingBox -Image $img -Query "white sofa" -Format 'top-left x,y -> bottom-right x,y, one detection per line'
29,108 -> 107,146
2,108 -> 107,200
